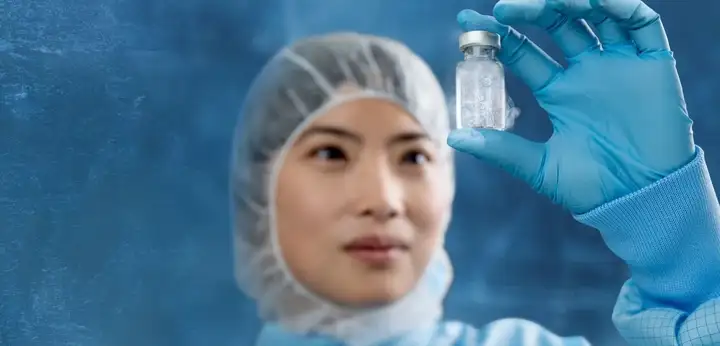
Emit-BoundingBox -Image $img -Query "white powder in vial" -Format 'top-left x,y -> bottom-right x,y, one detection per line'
455,56 -> 507,130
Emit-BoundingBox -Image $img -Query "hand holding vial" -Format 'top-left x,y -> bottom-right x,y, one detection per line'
448,2 -> 695,214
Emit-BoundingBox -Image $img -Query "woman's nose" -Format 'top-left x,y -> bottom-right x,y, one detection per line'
353,165 -> 403,221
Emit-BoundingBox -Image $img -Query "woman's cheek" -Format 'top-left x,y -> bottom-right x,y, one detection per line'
405,188 -> 440,229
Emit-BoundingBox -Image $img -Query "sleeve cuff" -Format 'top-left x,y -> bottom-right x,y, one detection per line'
574,146 -> 720,310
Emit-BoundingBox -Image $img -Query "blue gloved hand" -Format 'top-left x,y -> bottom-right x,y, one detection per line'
447,0 -> 695,214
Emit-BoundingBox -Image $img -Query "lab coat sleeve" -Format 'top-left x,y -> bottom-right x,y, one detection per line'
575,146 -> 720,345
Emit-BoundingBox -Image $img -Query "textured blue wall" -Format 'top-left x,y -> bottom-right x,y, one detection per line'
1,0 -> 718,345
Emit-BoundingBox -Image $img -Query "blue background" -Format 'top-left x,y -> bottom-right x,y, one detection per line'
1,0 -> 718,345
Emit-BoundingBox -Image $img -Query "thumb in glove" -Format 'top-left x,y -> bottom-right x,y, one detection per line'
448,128 -> 546,190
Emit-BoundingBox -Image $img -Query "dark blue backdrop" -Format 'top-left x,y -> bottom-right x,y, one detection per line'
1,0 -> 718,345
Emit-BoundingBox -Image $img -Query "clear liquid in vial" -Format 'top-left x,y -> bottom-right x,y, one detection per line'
455,53 -> 506,130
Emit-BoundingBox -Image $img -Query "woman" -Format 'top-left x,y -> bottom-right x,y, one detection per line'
230,1 -> 720,345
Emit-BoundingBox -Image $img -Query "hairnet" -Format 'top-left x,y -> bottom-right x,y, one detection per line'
230,32 -> 455,346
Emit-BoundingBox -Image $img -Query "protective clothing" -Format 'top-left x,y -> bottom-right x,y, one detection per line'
442,0 -> 720,344
231,1 -> 720,345
230,32 -> 456,346
447,0 -> 695,214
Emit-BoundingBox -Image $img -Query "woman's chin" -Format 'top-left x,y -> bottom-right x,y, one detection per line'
324,280 -> 415,309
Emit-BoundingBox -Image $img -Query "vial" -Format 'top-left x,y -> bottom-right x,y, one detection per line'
456,30 -> 507,130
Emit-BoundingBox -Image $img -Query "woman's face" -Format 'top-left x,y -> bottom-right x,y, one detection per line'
273,98 -> 453,307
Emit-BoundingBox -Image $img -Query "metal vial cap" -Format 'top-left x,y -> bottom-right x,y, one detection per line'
459,30 -> 501,51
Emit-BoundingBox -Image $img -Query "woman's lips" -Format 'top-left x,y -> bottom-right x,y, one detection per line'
343,235 -> 408,266
344,246 -> 404,266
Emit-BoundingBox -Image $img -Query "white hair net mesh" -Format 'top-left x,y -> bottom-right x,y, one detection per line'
230,32 -> 455,345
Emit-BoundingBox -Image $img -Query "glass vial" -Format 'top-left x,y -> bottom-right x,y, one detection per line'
456,30 -> 507,130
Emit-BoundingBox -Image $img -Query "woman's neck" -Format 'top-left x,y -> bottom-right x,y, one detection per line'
255,322 -> 440,346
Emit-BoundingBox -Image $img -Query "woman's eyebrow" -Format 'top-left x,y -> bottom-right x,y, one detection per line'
297,126 -> 362,143
296,126 -> 428,145
388,131 -> 429,145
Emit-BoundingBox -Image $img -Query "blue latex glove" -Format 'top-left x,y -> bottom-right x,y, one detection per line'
447,0 -> 695,214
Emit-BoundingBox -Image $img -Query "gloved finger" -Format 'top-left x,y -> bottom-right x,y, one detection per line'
546,0 -> 632,48
458,9 -> 563,92
590,0 -> 670,53
447,128 -> 545,188
493,0 -> 600,60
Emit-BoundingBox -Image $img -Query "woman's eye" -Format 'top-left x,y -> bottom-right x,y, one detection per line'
401,151 -> 429,165
312,146 -> 347,161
